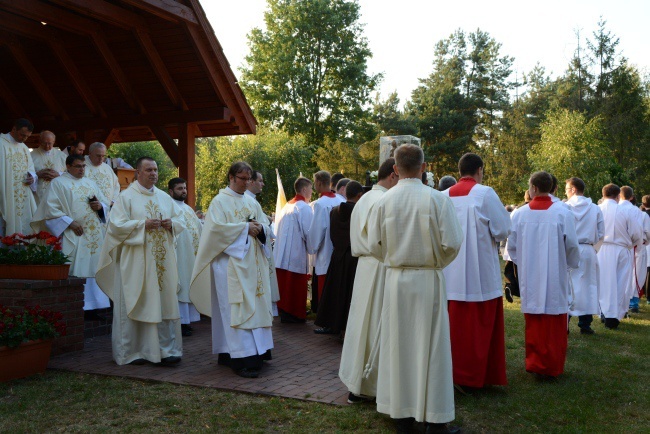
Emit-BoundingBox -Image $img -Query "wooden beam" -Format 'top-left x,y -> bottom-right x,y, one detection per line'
0,0 -> 95,35
135,29 -> 188,110
120,0 -> 198,25
2,35 -> 69,120
48,0 -> 147,31
178,122 -> 196,207
35,107 -> 229,132
102,129 -> 119,148
150,125 -> 179,166
0,75 -> 27,118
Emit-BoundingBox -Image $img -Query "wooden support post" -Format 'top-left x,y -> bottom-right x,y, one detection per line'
178,123 -> 196,208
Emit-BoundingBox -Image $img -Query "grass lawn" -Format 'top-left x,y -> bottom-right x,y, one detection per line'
1,301 -> 649,433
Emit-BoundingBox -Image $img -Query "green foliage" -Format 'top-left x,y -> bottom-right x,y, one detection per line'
106,141 -> 177,191
529,108 -> 621,199
372,92 -> 417,136
195,128 -> 313,213
240,0 -> 380,150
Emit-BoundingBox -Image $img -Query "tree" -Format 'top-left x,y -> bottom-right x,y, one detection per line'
107,141 -> 177,191
372,91 -> 417,136
587,17 -> 620,102
240,0 -> 380,151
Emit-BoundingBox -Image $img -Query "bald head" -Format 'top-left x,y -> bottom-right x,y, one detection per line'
39,131 -> 56,151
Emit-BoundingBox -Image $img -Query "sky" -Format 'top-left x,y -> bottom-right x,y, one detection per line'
205,0 -> 649,106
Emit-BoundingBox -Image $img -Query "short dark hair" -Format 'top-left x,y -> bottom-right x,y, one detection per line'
227,161 -> 252,180
251,170 -> 262,182
642,195 -> 650,209
331,173 -> 344,189
377,158 -> 395,180
458,153 -> 483,177
13,118 -> 34,132
438,175 -> 457,191
394,144 -> 423,173
294,177 -> 312,194
345,180 -> 363,200
529,171 -> 553,194
314,170 -> 331,187
71,139 -> 84,149
620,186 -> 634,200
136,156 -> 156,170
565,177 -> 585,194
336,178 -> 350,192
602,183 -> 620,199
550,174 -> 559,194
65,154 -> 84,166
168,177 -> 186,190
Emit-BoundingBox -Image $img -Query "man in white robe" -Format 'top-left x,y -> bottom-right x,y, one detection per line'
0,119 -> 38,236
63,139 -> 85,157
339,158 -> 398,403
597,184 -> 643,329
442,153 -> 511,389
368,144 -> 463,433
508,171 -> 580,378
168,177 -> 202,336
190,162 -> 274,379
31,155 -> 110,312
565,177 -> 605,334
274,177 -> 314,323
96,157 -> 185,366
306,170 -> 344,311
85,142 -> 120,206
31,131 -> 66,204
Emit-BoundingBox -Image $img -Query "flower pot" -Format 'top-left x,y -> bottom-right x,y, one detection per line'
0,339 -> 53,382
0,264 -> 70,280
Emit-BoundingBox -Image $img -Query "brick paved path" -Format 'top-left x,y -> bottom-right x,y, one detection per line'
48,317 -> 349,405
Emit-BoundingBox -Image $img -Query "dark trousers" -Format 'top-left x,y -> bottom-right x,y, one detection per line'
577,315 -> 593,330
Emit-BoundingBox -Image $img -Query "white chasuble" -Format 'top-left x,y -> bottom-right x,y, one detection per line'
31,147 -> 66,203
368,179 -> 463,423
84,157 -> 121,204
339,184 -> 387,397
0,133 -> 37,235
174,200 -> 202,324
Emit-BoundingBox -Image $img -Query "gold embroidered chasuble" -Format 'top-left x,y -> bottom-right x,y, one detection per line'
96,182 -> 185,323
31,173 -> 107,278
0,133 -> 37,234
31,147 -> 67,203
84,156 -> 121,204
190,188 -> 273,330
174,200 -> 203,303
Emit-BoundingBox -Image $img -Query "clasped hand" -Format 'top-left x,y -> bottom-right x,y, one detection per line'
145,218 -> 172,231
248,221 -> 262,237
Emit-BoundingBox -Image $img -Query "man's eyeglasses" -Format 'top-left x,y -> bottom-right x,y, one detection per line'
71,164 -> 86,169
235,175 -> 251,182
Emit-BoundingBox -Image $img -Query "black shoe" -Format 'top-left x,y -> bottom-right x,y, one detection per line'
279,312 -> 306,323
394,418 -> 414,433
314,327 -> 337,334
217,353 -> 231,367
580,327 -> 595,335
347,392 -> 373,404
630,307 -> 639,313
425,423 -> 461,434
235,368 -> 259,378
129,358 -> 147,365
181,324 -> 193,337
157,356 -> 181,366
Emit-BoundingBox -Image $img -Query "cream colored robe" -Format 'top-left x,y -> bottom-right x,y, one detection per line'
190,187 -> 273,330
0,133 -> 37,235
31,147 -> 67,203
368,178 -> 463,423
339,184 -> 387,397
84,157 -> 120,205
96,181 -> 185,365
174,199 -> 202,323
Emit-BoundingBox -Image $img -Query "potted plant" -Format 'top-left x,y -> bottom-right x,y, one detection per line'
0,231 -> 71,279
0,305 -> 67,382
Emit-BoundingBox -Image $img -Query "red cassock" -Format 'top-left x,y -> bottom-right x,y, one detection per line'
276,269 -> 309,320
524,313 -> 568,377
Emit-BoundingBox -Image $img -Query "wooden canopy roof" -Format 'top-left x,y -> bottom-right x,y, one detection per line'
0,0 -> 257,153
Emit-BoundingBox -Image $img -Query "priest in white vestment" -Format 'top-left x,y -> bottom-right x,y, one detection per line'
190,162 -> 274,379
565,177 -> 605,334
274,177 -> 314,323
31,155 -> 110,311
96,157 -> 185,366
63,140 -> 85,157
0,119 -> 38,236
597,184 -> 643,329
442,153 -> 511,389
168,177 -> 203,336
31,131 -> 66,204
368,145 -> 463,433
84,142 -> 121,206
508,171 -> 580,378
306,170 -> 344,311
339,158 -> 398,403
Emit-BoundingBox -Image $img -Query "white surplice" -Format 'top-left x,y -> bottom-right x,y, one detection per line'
84,157 -> 121,205
0,133 -> 37,235
274,199 -> 313,274
597,199 -> 643,319
190,187 -> 273,359
368,179 -> 463,423
566,195 -> 605,316
174,199 -> 203,324
31,173 -> 110,310
507,201 -> 580,315
339,184 -> 387,397
629,205 -> 650,293
442,183 -> 511,302
30,147 -> 66,204
96,181 -> 185,365
306,194 -> 345,275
